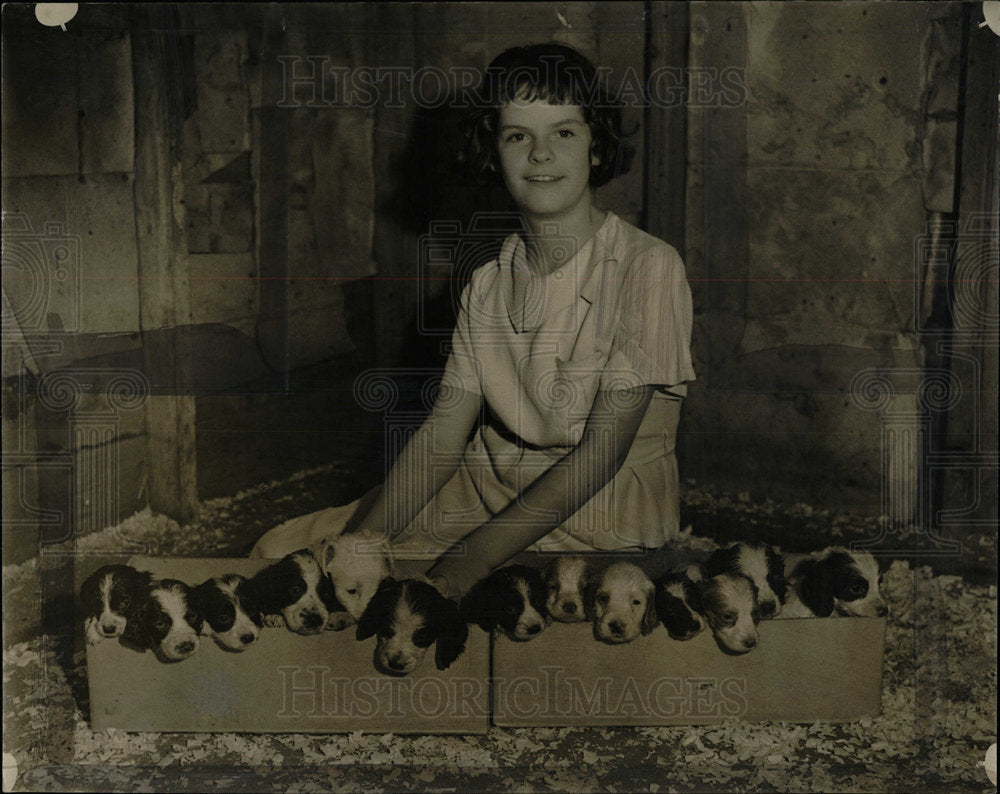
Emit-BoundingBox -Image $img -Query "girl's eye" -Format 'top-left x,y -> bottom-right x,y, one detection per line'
557,129 -> 574,137
505,132 -> 526,143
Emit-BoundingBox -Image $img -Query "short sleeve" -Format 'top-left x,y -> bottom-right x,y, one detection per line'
601,243 -> 695,394
440,281 -> 484,397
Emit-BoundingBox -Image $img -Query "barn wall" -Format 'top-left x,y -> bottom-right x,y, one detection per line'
678,2 -> 967,521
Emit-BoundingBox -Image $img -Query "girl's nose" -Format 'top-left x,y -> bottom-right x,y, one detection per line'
529,141 -> 553,163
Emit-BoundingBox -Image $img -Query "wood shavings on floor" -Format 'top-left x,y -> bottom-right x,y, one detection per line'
2,470 -> 996,793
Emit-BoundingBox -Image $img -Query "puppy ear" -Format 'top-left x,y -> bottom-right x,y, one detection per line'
797,558 -> 835,617
433,594 -> 469,670
640,584 -> 659,636
356,578 -> 396,641
705,545 -> 738,577
581,578 -> 599,622
459,577 -> 497,632
765,546 -> 787,604
121,597 -> 155,651
316,572 -> 344,613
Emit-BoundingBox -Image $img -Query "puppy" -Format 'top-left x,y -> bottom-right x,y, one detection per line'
461,564 -> 549,641
781,546 -> 888,619
243,549 -> 339,635
587,561 -> 658,644
356,577 -> 468,676
544,556 -> 589,623
313,530 -> 392,624
705,541 -> 785,618
190,574 -> 262,651
80,564 -> 154,645
696,573 -> 760,654
123,578 -> 203,662
654,564 -> 706,641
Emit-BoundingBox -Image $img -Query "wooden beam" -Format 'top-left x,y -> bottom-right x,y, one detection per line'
131,7 -> 198,521
644,1 -> 689,254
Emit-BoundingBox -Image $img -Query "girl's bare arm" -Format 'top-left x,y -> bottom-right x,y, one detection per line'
426,386 -> 655,597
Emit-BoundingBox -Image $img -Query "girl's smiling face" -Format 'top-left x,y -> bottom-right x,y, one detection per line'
497,99 -> 598,221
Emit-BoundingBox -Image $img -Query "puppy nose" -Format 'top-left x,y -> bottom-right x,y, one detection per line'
240,633 -> 256,646
102,625 -> 117,635
742,636 -> 757,649
303,612 -> 323,629
526,623 -> 542,635
562,601 -> 577,614
876,604 -> 888,617
387,655 -> 407,671
177,640 -> 195,655
759,601 -> 776,618
609,620 -> 625,636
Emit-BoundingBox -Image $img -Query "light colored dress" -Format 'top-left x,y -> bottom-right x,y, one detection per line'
391,211 -> 695,558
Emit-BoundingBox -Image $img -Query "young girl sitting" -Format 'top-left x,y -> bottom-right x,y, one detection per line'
253,43 -> 695,600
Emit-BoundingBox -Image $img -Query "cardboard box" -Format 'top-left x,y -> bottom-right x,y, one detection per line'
491,617 -> 886,727
86,557 -> 490,734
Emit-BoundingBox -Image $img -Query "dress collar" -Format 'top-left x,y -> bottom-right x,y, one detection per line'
498,212 -> 620,332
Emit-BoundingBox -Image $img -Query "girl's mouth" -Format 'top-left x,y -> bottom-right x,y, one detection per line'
525,175 -> 563,183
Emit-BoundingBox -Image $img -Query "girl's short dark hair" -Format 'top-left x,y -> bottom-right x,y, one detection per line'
462,43 -> 635,188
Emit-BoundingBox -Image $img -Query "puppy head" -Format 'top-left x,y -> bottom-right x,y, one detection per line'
190,574 -> 261,651
797,548 -> 888,618
654,566 -> 706,641
316,532 -> 392,620
245,549 -> 331,634
461,565 -> 549,641
706,542 -> 785,619
357,578 -> 468,675
80,565 -> 153,645
588,562 -> 657,644
544,556 -> 589,623
696,573 -> 760,654
128,579 -> 203,661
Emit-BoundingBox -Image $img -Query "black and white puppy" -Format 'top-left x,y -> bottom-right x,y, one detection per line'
654,564 -> 706,641
80,564 -> 154,645
123,578 -> 204,662
356,577 -> 468,676
705,541 -> 785,618
587,561 -> 659,644
190,574 -> 263,651
781,546 -> 888,619
695,572 -> 760,654
544,556 -> 589,623
243,549 -> 339,635
461,564 -> 549,641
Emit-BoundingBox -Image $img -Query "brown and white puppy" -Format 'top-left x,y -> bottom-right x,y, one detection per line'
123,579 -> 204,662
313,531 -> 392,626
190,574 -> 262,651
587,562 -> 658,644
242,549 -> 339,635
80,565 -> 154,645
654,564 -> 707,641
695,572 -> 760,654
356,577 -> 468,676
780,546 -> 888,619
461,565 -> 549,641
705,541 -> 785,618
544,556 -> 589,623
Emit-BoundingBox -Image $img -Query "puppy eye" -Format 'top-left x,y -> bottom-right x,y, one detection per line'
346,588 -> 358,596
632,598 -> 642,607
849,584 -> 866,597
185,611 -> 198,625
119,597 -> 131,608
722,612 -> 737,626
289,584 -> 305,598
596,593 -> 609,606
153,618 -> 168,630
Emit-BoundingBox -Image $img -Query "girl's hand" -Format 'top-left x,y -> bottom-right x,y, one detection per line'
426,557 -> 491,601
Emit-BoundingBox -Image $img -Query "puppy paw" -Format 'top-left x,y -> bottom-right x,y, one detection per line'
263,614 -> 285,629
85,619 -> 103,646
325,612 -> 356,631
